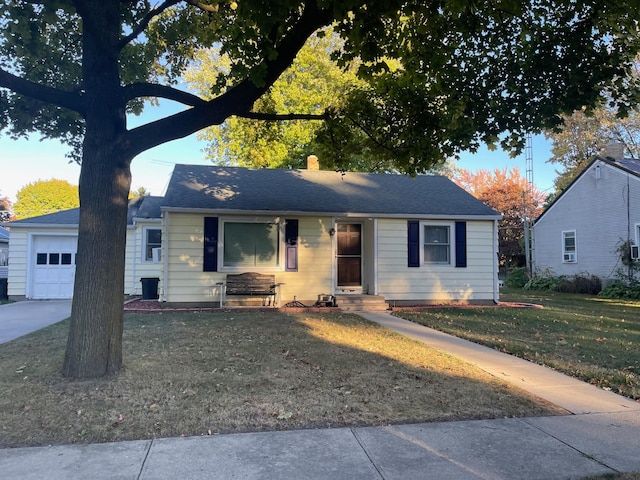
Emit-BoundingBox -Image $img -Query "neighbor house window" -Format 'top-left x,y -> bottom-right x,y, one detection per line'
562,230 -> 576,263
144,228 -> 162,262
423,224 -> 451,264
223,221 -> 280,268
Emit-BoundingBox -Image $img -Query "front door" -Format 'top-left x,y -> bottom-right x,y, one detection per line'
336,223 -> 362,288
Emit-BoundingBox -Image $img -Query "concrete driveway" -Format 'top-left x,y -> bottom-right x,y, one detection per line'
0,300 -> 71,344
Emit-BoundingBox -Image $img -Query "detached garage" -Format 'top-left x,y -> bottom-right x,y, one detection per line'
6,209 -> 79,300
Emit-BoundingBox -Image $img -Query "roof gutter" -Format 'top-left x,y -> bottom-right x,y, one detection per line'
160,206 -> 501,221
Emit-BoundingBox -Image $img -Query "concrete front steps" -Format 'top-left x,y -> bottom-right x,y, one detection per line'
334,294 -> 389,312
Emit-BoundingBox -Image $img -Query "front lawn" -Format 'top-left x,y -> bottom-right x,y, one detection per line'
0,310 -> 562,448
395,289 -> 640,400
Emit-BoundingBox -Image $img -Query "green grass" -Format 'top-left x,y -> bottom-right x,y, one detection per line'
394,289 -> 640,400
0,310 -> 561,447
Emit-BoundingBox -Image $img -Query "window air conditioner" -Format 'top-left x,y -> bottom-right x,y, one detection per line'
563,253 -> 576,263
631,245 -> 639,261
152,247 -> 161,262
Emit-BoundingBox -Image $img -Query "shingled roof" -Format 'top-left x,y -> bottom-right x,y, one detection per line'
7,196 -> 163,227
163,165 -> 499,218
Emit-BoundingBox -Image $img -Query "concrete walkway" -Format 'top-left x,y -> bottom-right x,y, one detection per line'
358,312 -> 640,415
0,300 -> 71,343
0,310 -> 639,479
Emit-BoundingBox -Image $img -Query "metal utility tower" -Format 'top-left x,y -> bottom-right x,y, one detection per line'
523,134 -> 534,276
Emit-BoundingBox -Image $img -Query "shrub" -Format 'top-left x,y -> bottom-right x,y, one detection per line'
599,283 -> 640,299
524,274 -> 560,291
504,267 -> 529,288
557,274 -> 602,295
525,273 -> 602,294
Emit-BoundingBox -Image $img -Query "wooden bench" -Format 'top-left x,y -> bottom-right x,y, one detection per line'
216,272 -> 282,307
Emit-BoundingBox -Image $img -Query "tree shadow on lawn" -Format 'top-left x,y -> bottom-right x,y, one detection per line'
0,311 -> 564,448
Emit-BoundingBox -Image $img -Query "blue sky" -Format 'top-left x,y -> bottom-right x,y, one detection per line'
0,102 -> 558,203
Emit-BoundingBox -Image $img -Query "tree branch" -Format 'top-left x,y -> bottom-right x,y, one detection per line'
120,0 -> 224,49
119,0 -> 182,48
122,0 -> 333,157
122,82 -> 208,107
237,112 -> 328,121
0,67 -> 85,115
184,0 -> 220,13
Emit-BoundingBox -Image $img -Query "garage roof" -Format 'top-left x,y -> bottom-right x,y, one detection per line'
7,196 -> 163,227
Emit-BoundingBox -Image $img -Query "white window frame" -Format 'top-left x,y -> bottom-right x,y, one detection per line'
562,230 -> 577,263
218,216 -> 285,272
143,227 -> 162,263
421,221 -> 454,266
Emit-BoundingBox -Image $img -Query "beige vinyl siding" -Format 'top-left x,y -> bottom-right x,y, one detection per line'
7,228 -> 28,298
124,221 -> 162,296
124,227 -> 136,295
164,213 -> 333,304
9,223 -> 157,299
377,219 -> 496,303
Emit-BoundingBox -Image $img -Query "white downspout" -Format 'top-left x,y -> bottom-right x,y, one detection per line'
131,221 -> 138,296
373,218 -> 378,295
162,211 -> 169,302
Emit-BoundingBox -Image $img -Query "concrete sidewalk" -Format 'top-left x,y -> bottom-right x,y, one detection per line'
0,310 -> 638,479
1,412 -> 639,479
0,300 -> 71,343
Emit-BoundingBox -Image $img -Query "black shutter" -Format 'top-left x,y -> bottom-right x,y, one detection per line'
285,219 -> 298,272
408,221 -> 420,267
203,217 -> 218,272
455,221 -> 467,268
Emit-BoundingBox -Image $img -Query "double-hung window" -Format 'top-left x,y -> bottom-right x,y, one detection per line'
144,228 -> 162,262
562,230 -> 576,263
423,223 -> 452,264
222,220 -> 280,269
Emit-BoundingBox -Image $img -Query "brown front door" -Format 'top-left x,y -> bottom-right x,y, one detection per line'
337,223 -> 362,287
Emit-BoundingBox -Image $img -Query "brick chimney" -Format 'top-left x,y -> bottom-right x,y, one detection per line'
306,155 -> 319,170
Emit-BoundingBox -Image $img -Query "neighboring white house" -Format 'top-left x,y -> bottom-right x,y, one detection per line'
6,196 -> 162,300
532,155 -> 640,283
159,163 -> 501,306
0,226 -> 9,280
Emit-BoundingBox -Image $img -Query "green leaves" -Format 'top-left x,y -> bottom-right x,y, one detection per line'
13,179 -> 79,220
2,0 -> 640,172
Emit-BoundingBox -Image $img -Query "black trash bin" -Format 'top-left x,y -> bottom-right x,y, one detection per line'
140,277 -> 159,300
0,278 -> 7,300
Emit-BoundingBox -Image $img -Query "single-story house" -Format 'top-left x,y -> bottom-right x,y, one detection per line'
532,153 -> 640,283
159,163 -> 501,306
0,225 -> 9,279
6,163 -> 502,306
6,196 -> 163,299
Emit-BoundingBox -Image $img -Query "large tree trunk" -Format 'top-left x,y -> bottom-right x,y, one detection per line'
61,152 -> 131,378
62,1 -> 130,378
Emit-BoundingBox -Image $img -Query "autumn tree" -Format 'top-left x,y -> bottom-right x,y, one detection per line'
13,179 -> 79,219
454,167 -> 546,267
129,186 -> 150,199
545,107 -> 640,197
2,1 -> 640,378
0,194 -> 12,223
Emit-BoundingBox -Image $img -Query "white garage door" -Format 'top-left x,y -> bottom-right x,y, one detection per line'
31,236 -> 77,299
